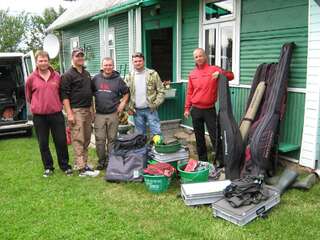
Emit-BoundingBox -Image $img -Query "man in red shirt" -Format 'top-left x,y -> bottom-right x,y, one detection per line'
184,48 -> 234,163
26,50 -> 72,177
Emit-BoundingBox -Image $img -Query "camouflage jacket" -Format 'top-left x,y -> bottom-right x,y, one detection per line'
124,68 -> 165,111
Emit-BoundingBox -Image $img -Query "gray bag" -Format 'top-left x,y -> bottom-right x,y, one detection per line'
105,146 -> 147,182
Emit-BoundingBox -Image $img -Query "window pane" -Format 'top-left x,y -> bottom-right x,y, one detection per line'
220,26 -> 233,70
205,0 -> 234,21
108,31 -> 114,47
109,48 -> 114,59
205,28 -> 216,65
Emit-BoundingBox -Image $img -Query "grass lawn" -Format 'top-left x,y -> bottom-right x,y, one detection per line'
0,134 -> 320,240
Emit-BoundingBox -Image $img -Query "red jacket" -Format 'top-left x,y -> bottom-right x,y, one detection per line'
25,67 -> 63,115
185,63 -> 234,112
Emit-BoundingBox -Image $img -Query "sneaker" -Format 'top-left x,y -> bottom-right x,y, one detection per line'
43,169 -> 54,178
78,166 -> 100,177
65,168 -> 73,176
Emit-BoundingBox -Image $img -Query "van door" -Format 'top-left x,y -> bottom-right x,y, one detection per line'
23,51 -> 36,76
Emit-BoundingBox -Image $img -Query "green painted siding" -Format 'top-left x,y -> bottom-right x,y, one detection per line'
158,83 -> 185,121
181,0 -> 199,80
109,13 -> 129,76
61,20 -> 100,75
240,0 -> 308,88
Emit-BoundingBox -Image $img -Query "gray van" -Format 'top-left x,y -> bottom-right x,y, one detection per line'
0,52 -> 35,136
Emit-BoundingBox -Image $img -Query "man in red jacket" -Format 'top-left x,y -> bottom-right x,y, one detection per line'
26,50 -> 72,177
184,48 -> 234,162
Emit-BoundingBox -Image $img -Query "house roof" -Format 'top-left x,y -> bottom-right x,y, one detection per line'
47,0 -> 132,32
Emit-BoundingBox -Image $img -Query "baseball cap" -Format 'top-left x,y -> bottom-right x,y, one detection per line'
72,48 -> 84,57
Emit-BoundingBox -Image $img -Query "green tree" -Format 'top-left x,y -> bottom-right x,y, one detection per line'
0,9 -> 28,52
26,6 -> 65,70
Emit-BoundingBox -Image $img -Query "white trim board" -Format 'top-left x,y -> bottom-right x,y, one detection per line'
135,7 -> 142,53
299,0 -> 320,169
176,0 -> 182,83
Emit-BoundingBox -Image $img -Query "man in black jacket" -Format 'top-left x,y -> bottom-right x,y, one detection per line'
92,57 -> 129,170
60,48 -> 99,177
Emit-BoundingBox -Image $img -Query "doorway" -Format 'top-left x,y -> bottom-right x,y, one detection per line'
145,27 -> 173,82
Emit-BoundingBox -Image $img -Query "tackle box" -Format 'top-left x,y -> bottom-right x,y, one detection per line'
181,180 -> 231,206
151,147 -> 189,163
212,185 -> 280,226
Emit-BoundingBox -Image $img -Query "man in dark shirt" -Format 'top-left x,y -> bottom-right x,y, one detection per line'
25,50 -> 72,177
92,57 -> 129,170
60,48 -> 99,177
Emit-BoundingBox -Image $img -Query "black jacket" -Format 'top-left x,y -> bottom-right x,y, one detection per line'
60,67 -> 93,108
92,71 -> 129,114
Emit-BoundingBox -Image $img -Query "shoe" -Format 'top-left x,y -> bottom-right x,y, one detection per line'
78,166 -> 100,177
96,163 -> 106,171
65,168 -> 73,176
43,169 -> 54,178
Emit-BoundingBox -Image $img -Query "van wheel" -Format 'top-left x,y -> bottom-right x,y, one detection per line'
25,128 -> 33,137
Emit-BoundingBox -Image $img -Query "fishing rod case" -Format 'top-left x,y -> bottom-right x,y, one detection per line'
242,42 -> 295,176
217,75 -> 244,180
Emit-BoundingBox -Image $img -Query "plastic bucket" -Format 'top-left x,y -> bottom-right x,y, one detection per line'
143,174 -> 171,193
177,162 -> 209,183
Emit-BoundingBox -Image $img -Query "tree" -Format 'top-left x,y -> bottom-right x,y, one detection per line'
26,6 -> 65,70
26,6 -> 65,52
0,9 -> 28,52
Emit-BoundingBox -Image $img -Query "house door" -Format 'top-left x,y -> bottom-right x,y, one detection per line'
145,27 -> 173,82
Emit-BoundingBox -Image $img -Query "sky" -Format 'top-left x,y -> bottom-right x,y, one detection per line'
0,0 -> 76,15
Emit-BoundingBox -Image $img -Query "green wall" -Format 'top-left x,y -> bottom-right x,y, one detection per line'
181,0 -> 199,80
61,20 -> 100,75
109,12 -> 129,76
240,0 -> 308,88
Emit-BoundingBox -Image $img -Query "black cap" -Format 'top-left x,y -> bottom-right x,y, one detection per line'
72,48 -> 84,57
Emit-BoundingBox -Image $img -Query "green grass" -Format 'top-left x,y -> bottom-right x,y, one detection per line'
0,134 -> 320,240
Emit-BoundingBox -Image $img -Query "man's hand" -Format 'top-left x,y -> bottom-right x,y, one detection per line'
127,109 -> 135,116
184,111 -> 190,119
117,102 -> 126,113
67,111 -> 75,126
212,71 -> 219,79
91,111 -> 95,123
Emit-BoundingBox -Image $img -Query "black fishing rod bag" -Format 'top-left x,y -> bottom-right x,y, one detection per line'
242,43 -> 295,176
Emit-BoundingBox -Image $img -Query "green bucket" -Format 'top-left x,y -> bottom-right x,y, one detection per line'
143,174 -> 171,193
177,162 -> 209,183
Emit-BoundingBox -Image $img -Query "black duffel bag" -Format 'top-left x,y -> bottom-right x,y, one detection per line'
114,133 -> 147,151
105,146 -> 148,182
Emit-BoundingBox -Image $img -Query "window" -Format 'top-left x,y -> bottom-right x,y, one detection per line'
202,0 -> 239,83
70,37 -> 80,52
204,0 -> 235,22
108,28 -> 116,68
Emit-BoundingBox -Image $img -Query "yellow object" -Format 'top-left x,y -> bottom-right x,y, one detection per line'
153,135 -> 163,145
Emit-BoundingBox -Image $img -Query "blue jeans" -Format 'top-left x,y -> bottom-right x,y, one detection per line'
134,108 -> 161,136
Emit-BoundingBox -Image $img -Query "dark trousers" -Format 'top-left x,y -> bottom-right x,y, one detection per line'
33,111 -> 71,171
190,107 -> 217,162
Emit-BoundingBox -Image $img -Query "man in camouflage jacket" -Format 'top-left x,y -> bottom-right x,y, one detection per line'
125,52 -> 165,136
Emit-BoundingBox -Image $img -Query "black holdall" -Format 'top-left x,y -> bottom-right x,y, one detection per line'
105,133 -> 148,182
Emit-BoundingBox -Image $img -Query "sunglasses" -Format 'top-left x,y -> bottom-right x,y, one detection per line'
132,53 -> 144,58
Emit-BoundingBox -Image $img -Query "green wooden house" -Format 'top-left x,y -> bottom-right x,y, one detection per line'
48,0 -> 320,170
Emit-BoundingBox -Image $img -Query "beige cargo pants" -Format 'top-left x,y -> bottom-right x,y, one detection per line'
70,107 -> 92,170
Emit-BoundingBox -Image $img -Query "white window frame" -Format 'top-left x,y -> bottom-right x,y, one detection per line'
70,37 -> 80,52
200,0 -> 241,85
108,27 -> 117,69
